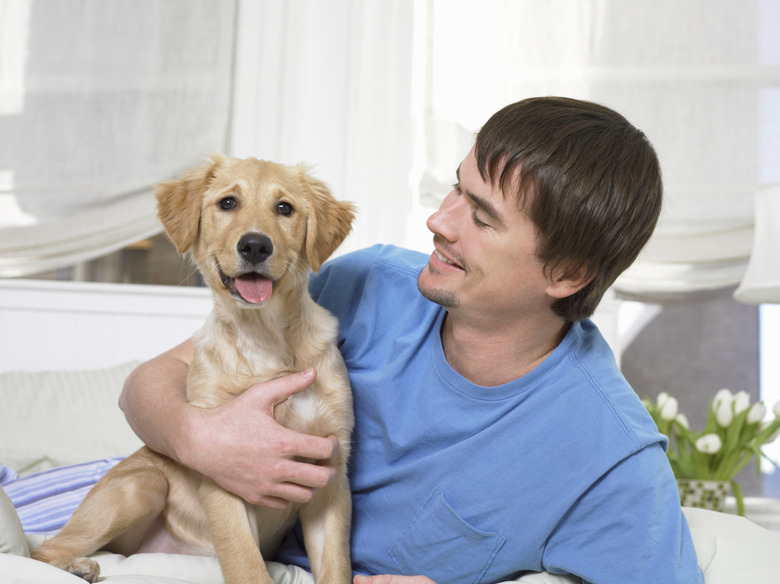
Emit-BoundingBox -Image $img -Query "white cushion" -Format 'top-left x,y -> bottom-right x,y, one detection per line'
0,362 -> 143,475
0,487 -> 28,557
683,506 -> 780,583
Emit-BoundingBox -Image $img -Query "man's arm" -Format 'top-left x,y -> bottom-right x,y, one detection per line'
542,445 -> 703,583
119,340 -> 339,509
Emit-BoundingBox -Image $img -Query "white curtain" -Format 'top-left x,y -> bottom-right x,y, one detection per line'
417,0 -> 780,296
228,0 -> 418,256
0,0 -> 236,276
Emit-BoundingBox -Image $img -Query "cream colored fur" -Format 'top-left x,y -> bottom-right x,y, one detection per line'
32,156 -> 356,584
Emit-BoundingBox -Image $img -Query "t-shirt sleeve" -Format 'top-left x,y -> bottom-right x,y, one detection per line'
542,443 -> 703,584
309,245 -> 385,345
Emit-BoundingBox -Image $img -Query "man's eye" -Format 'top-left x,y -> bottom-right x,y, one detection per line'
218,196 -> 237,210
277,201 -> 294,216
472,211 -> 489,228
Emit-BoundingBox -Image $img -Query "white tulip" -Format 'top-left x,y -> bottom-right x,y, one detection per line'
715,399 -> 734,427
657,392 -> 671,407
733,391 -> 751,415
695,434 -> 722,454
747,403 -> 767,424
773,400 -> 780,419
660,396 -> 679,421
675,413 -> 690,430
714,388 -> 733,406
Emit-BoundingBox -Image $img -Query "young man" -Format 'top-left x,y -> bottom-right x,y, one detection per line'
120,97 -> 702,583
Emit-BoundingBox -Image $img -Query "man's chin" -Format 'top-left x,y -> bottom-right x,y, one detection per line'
417,273 -> 459,308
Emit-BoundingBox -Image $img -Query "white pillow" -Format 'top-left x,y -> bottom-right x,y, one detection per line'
0,486 -> 29,556
0,362 -> 143,476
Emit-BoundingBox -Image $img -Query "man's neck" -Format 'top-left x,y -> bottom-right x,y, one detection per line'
440,311 -> 570,387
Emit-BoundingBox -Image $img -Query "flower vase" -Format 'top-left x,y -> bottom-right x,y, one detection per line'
676,478 -> 730,512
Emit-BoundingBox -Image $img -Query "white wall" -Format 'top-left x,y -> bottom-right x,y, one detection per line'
0,279 -> 212,372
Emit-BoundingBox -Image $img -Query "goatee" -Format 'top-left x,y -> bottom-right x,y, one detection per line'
417,271 -> 460,308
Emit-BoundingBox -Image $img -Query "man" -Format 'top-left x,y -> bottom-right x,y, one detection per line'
121,97 -> 702,583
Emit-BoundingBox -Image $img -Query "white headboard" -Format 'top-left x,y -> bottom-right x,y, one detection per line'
0,279 -> 213,373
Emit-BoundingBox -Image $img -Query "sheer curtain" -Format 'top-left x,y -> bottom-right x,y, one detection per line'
416,0 -> 780,296
228,0 -> 417,255
0,0 -> 236,276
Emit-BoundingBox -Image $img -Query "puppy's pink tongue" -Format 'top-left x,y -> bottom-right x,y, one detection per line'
234,275 -> 273,304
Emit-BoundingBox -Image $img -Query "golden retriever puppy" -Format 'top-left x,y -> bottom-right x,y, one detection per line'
32,156 -> 356,584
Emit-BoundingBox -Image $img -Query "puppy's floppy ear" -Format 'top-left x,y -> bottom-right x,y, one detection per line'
300,167 -> 356,271
155,155 -> 226,254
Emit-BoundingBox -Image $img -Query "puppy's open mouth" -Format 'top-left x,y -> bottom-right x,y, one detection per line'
218,265 -> 274,304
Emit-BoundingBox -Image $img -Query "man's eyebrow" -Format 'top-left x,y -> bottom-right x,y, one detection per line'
455,165 -> 503,223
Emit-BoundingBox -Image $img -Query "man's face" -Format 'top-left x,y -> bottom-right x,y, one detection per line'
417,146 -> 556,326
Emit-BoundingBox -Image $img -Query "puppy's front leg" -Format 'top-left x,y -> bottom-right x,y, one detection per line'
299,471 -> 352,584
199,477 -> 273,584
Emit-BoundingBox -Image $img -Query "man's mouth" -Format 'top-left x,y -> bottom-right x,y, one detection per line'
217,264 -> 274,304
431,244 -> 464,271
434,249 -> 458,267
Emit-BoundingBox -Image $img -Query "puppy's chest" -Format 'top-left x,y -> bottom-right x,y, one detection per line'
234,333 -> 295,377
274,388 -> 328,435
232,333 -> 333,434
213,335 -> 299,397
190,326 -> 329,429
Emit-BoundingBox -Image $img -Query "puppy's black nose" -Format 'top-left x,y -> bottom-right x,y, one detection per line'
237,233 -> 273,265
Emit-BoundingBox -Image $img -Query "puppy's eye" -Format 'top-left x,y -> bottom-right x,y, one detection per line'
277,202 -> 294,216
218,196 -> 237,211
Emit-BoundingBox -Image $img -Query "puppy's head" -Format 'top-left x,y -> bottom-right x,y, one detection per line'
155,156 -> 356,307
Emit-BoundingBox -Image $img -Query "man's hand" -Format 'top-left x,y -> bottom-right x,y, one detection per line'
354,575 -> 437,584
178,368 -> 339,508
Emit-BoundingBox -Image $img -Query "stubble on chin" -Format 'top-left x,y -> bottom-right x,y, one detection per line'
417,269 -> 460,308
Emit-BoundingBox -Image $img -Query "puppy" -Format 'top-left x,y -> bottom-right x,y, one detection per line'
32,156 -> 356,584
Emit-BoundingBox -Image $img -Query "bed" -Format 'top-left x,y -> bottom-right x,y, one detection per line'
1,277 -> 779,584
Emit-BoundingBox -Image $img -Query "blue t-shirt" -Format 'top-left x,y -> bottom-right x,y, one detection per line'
275,245 -> 702,584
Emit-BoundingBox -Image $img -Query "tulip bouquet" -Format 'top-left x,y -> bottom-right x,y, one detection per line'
644,389 -> 780,515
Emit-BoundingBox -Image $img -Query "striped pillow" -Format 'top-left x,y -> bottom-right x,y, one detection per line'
1,458 -> 121,534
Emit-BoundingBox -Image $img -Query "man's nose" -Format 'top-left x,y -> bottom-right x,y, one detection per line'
426,190 -> 459,238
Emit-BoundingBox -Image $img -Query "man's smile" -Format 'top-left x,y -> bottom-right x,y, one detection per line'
434,249 -> 457,266
431,237 -> 465,272
429,247 -> 465,274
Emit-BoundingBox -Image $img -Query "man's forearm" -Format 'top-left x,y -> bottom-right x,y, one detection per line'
118,341 -> 338,507
119,340 -> 195,464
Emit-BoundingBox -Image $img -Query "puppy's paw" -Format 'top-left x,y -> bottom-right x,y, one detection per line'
52,557 -> 101,583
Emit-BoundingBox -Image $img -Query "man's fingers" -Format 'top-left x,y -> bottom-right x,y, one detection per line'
289,432 -> 339,462
354,576 -> 436,584
355,576 -> 401,584
249,483 -> 319,508
220,370 -> 340,507
244,461 -> 336,507
277,453 -> 338,488
248,368 -> 317,409
267,422 -> 339,464
252,494 -> 300,510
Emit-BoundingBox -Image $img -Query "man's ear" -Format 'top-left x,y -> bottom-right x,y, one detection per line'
300,167 -> 357,271
155,155 -> 225,254
546,263 -> 596,299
